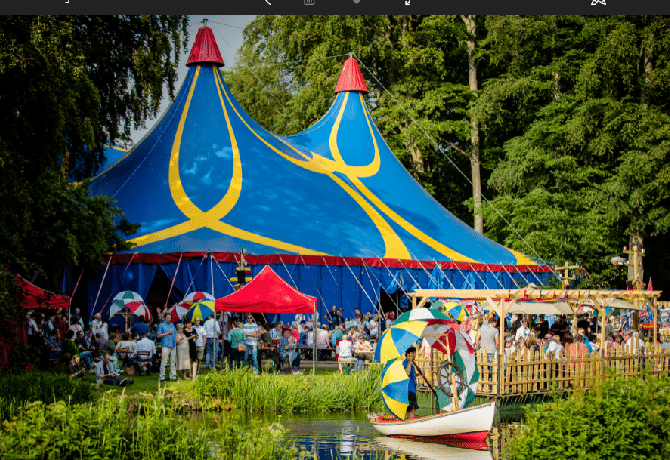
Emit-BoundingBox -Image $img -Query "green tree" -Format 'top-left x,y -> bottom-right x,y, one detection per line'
0,16 -> 188,364
477,16 -> 670,290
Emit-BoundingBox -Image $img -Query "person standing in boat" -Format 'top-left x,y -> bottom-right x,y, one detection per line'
403,346 -> 419,419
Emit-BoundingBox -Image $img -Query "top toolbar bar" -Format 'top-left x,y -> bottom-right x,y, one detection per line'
4,0 -> 669,15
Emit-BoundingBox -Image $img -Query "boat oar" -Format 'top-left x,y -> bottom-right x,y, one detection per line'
414,363 -> 439,400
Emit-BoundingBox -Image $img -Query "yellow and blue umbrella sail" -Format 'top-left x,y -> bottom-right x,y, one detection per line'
375,320 -> 428,364
381,358 -> 410,420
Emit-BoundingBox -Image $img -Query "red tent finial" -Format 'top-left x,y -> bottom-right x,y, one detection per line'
186,26 -> 225,67
335,57 -> 369,94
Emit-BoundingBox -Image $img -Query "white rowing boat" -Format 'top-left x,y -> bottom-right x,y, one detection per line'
369,401 -> 497,442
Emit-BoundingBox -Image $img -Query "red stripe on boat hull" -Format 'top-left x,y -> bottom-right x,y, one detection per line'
392,430 -> 490,442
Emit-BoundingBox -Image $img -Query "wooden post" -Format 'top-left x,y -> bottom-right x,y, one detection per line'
592,298 -> 606,353
652,297 -> 658,348
624,245 -> 645,328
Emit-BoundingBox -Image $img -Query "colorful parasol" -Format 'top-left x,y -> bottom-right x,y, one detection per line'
375,316 -> 475,364
184,299 -> 215,321
375,320 -> 429,364
182,291 -> 215,304
129,303 -> 152,322
435,337 -> 480,411
168,301 -> 190,323
380,358 -> 410,420
394,307 -> 451,324
109,299 -> 131,318
432,301 -> 468,322
113,291 -> 144,303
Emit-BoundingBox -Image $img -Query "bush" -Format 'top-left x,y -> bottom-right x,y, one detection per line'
507,373 -> 670,460
0,392 -> 297,460
193,367 -> 384,413
0,372 -> 94,420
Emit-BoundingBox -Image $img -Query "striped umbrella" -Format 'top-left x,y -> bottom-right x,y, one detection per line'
375,320 -> 428,364
184,299 -> 215,321
129,303 -> 152,322
182,291 -> 215,304
168,302 -> 190,323
109,299 -> 131,318
435,340 -> 480,412
432,301 -> 468,322
380,358 -> 410,420
375,318 -> 475,363
394,307 -> 451,324
113,291 -> 144,303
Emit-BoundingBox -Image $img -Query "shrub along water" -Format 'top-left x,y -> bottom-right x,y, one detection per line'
0,391 -> 297,460
0,371 -> 94,421
193,367 -> 384,413
507,373 -> 670,460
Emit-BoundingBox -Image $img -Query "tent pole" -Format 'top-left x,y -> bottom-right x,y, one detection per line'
210,253 -> 218,369
313,306 -> 317,375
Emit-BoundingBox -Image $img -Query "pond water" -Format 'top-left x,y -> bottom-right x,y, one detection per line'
193,410 -> 520,460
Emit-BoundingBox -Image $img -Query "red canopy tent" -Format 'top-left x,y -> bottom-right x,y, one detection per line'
1,276 -> 70,368
16,275 -> 70,309
215,266 -> 316,314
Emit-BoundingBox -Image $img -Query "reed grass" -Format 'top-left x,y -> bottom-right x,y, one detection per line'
192,367 -> 384,413
0,371 -> 95,421
0,389 -> 297,460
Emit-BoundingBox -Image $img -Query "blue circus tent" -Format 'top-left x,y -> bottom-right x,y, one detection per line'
68,26 -> 552,323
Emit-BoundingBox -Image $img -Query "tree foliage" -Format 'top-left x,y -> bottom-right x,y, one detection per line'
477,16 -> 670,289
0,16 -> 188,318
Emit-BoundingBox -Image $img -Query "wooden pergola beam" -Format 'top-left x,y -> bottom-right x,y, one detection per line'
409,288 -> 661,301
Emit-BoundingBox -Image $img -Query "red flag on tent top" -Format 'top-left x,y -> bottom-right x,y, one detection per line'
335,57 -> 369,94
187,26 -> 224,67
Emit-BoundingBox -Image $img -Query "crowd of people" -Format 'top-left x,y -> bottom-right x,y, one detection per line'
460,311 -> 662,364
27,303 -> 664,388
25,304 -> 397,383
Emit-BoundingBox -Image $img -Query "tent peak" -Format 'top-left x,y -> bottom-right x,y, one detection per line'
186,26 -> 224,68
335,57 -> 368,94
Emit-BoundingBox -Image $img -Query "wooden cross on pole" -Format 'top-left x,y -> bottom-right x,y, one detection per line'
623,245 -> 645,290
623,245 -> 645,329
555,261 -> 580,289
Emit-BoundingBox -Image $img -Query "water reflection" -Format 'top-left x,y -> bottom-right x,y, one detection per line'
194,411 -> 520,460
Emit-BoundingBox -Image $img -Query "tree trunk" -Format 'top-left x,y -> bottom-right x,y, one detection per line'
627,232 -> 644,288
462,15 -> 483,234
551,16 -> 561,100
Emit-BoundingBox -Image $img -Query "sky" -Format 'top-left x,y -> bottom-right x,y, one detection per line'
131,15 -> 256,144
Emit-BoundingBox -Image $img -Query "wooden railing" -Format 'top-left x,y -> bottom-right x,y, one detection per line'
414,342 -> 670,397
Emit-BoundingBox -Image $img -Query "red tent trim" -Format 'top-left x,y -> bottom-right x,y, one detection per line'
16,275 -> 70,309
215,265 -> 316,314
103,252 -> 552,273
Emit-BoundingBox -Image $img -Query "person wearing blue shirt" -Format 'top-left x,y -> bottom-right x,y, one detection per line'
156,313 -> 177,382
130,318 -> 150,337
403,346 -> 419,419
